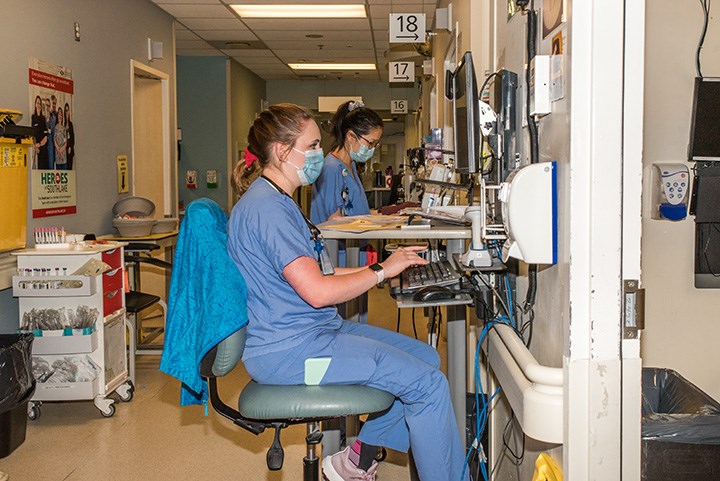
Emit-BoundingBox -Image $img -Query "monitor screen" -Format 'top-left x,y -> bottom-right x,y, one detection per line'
453,52 -> 480,174
689,77 -> 720,161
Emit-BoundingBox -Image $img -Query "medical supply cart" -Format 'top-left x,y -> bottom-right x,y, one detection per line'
12,243 -> 134,418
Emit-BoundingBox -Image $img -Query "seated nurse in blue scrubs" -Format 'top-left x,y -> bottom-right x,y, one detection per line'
227,104 -> 469,481
310,100 -> 383,224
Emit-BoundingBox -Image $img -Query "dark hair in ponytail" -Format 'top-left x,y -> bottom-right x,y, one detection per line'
329,101 -> 383,151
231,103 -> 314,195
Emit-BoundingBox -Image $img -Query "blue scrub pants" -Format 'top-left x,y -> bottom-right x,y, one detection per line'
243,321 -> 470,481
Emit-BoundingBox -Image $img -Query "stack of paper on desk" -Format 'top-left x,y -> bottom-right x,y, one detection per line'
319,215 -> 407,233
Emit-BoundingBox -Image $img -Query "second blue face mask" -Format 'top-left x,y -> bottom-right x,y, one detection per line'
291,147 -> 325,185
350,142 -> 375,164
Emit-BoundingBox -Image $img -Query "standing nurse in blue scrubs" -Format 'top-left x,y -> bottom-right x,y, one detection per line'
228,104 -> 469,481
311,100 -> 383,224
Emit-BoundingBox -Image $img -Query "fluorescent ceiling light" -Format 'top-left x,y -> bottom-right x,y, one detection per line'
231,5 -> 366,18
289,63 -> 376,71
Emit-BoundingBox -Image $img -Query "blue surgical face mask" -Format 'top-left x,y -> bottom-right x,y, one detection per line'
349,138 -> 375,164
290,147 -> 325,185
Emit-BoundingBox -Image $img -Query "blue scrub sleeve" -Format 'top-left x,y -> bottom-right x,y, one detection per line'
260,198 -> 316,275
316,162 -> 345,219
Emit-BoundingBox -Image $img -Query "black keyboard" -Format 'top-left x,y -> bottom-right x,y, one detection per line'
400,259 -> 462,291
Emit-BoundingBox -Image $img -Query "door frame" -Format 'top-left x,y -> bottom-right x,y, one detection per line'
130,60 -> 172,216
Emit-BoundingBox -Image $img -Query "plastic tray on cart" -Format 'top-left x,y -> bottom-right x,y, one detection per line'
12,275 -> 96,297
24,325 -> 99,355
32,375 -> 100,401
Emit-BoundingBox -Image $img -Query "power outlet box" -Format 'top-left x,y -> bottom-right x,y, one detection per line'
530,55 -> 551,117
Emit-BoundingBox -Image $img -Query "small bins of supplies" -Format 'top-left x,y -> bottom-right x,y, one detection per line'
0,333 -> 35,458
642,368 -> 720,481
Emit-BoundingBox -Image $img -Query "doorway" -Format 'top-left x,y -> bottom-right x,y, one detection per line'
130,60 -> 172,216
129,60 -> 173,345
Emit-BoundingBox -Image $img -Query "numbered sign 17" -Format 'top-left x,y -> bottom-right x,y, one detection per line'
389,62 -> 415,83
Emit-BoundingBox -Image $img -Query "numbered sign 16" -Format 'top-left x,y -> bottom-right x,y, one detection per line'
389,62 -> 415,83
391,100 -> 408,114
389,13 -> 426,44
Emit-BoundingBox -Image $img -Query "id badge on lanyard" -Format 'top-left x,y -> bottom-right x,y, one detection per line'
314,238 -> 335,275
341,186 -> 354,216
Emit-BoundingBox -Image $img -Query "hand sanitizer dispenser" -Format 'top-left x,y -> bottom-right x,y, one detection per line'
651,163 -> 689,221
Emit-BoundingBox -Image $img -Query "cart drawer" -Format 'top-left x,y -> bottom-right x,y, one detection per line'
102,248 -> 122,270
103,289 -> 123,317
102,268 -> 124,293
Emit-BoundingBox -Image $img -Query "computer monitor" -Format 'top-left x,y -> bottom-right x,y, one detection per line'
452,51 -> 480,174
688,77 -> 720,161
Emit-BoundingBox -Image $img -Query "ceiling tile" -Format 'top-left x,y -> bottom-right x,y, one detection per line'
227,0 -> 364,4
177,39 -> 214,49
175,29 -> 203,40
369,4 -> 432,17
231,57 -> 286,65
155,0 -> 221,4
177,48 -> 225,56
274,49 -> 376,61
177,18 -> 246,30
369,0 -> 436,4
242,18 -> 370,31
220,48 -> 275,58
255,30 -> 372,41
157,4 -> 235,18
195,29 -> 258,41
263,39 -> 375,50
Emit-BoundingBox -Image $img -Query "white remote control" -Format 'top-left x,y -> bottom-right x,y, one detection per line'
661,168 -> 689,206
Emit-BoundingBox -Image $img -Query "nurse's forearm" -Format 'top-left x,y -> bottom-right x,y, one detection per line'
284,256 -> 376,307
334,266 -> 367,276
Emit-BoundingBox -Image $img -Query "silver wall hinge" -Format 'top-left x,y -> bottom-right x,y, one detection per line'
623,279 -> 645,339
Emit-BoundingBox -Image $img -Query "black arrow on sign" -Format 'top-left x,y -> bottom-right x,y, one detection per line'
397,34 -> 420,40
394,76 -> 411,81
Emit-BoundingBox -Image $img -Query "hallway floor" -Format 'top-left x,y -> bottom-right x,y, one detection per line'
0,288 -> 446,481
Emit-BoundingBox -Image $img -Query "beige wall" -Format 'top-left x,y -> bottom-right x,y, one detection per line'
642,2 -> 720,400
229,59 -> 266,204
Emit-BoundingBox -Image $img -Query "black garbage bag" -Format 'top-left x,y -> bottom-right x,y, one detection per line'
642,368 -> 720,481
0,333 -> 34,414
642,367 -> 720,443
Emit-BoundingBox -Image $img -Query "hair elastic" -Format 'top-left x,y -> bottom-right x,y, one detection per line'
244,148 -> 258,167
348,100 -> 365,112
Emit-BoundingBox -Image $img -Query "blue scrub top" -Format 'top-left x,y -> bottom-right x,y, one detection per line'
311,153 -> 370,224
227,178 -> 342,360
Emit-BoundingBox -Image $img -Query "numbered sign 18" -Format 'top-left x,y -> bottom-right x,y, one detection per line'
389,13 -> 426,44
389,61 -> 415,83
391,100 -> 408,114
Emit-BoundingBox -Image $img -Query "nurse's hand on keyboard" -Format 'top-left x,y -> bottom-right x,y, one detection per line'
381,246 -> 429,279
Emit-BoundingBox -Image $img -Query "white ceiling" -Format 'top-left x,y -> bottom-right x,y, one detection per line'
152,0 -> 439,81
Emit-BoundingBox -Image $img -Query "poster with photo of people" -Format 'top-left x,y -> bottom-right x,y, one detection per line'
28,57 -> 77,217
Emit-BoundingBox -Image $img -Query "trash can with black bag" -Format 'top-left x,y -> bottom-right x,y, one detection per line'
642,367 -> 720,481
0,333 -> 35,458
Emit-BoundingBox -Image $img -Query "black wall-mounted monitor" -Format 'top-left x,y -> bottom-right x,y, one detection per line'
688,77 -> 720,161
452,51 -> 480,174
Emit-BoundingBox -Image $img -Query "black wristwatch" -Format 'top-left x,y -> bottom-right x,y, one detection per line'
369,263 -> 385,284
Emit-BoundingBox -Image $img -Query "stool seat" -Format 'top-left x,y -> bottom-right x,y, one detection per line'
125,290 -> 161,313
239,382 -> 395,421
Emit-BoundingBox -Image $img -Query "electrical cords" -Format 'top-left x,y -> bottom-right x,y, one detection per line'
463,317 -> 506,481
519,0 -> 540,339
502,412 -> 526,465
477,71 -> 502,177
696,0 -> 712,78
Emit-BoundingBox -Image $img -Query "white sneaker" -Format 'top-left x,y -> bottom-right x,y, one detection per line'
322,446 -> 378,481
